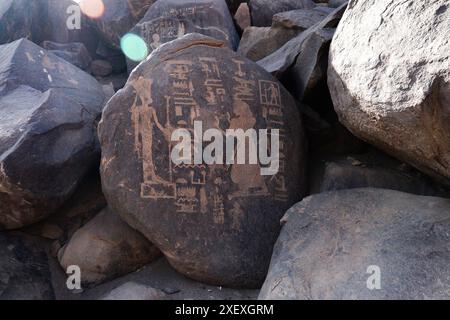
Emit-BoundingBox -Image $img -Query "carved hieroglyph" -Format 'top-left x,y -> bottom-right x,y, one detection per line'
130,57 -> 290,220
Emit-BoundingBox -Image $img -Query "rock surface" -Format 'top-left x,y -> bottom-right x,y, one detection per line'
259,188 -> 450,300
328,0 -> 450,185
99,34 -> 307,288
0,39 -> 105,229
0,0 -> 45,45
59,207 -> 160,285
310,150 -> 450,197
249,0 -> 316,27
238,27 -> 299,62
41,41 -> 92,71
258,3 -> 346,77
127,0 -> 239,70
101,281 -> 166,300
0,232 -> 54,300
92,0 -> 156,49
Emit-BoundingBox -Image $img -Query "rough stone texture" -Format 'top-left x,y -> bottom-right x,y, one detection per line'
0,39 -> 105,230
91,59 -> 113,77
290,27 -> 334,101
234,3 -> 251,32
238,27 -> 299,62
42,0 -> 100,57
249,0 -> 316,27
259,189 -> 450,300
59,207 -> 160,285
328,0 -> 450,185
0,232 -> 54,300
310,150 -> 450,197
41,41 -> 92,71
0,0 -> 45,45
92,0 -> 157,49
272,7 -> 331,29
258,3 -> 346,77
99,34 -> 307,288
24,170 -> 107,244
226,0 -> 246,14
101,282 -> 167,300
127,0 -> 239,71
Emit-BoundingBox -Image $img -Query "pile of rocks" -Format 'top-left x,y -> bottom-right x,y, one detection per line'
0,0 -> 448,300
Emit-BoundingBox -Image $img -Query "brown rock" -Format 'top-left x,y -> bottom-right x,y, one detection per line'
59,207 -> 161,285
234,3 -> 251,32
98,34 -> 307,288
91,59 -> 113,77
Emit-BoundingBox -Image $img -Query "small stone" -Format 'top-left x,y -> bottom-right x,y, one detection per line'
91,60 -> 113,77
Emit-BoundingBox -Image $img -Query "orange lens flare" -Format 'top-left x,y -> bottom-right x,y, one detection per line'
79,0 -> 105,19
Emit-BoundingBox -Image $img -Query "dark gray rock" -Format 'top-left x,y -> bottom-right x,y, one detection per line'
41,41 -> 92,71
0,232 -> 54,300
249,0 -> 316,27
92,0 -> 157,50
310,151 -> 450,197
259,188 -> 450,299
0,39 -> 105,230
0,0 -> 45,44
257,3 -> 347,76
238,27 -> 299,62
127,0 -> 239,71
272,7 -> 331,29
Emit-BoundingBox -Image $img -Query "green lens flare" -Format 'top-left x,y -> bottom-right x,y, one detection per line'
120,33 -> 148,62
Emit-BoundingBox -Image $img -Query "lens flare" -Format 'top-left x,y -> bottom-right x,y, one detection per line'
120,33 -> 149,62
79,0 -> 105,19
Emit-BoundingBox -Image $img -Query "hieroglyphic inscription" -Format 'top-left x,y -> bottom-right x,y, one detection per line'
259,80 -> 288,202
229,60 -> 269,200
131,54 -> 289,223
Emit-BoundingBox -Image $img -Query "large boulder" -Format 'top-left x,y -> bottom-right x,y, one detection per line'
0,0 -> 45,44
127,0 -> 239,71
0,232 -> 54,300
0,39 -> 105,229
328,0 -> 450,185
99,34 -> 307,288
259,189 -> 450,299
249,0 -> 316,27
58,207 -> 161,285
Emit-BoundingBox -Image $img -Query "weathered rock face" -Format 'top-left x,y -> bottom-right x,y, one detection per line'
127,0 -> 239,71
225,0 -> 245,14
99,34 -> 307,288
0,39 -> 105,230
309,151 -> 450,197
41,41 -> 92,71
0,232 -> 54,300
328,0 -> 450,185
249,0 -> 316,27
257,3 -> 346,77
41,0 -> 99,56
0,0 -> 45,44
259,189 -> 450,300
59,208 -> 161,285
238,27 -> 299,62
93,0 -> 157,49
